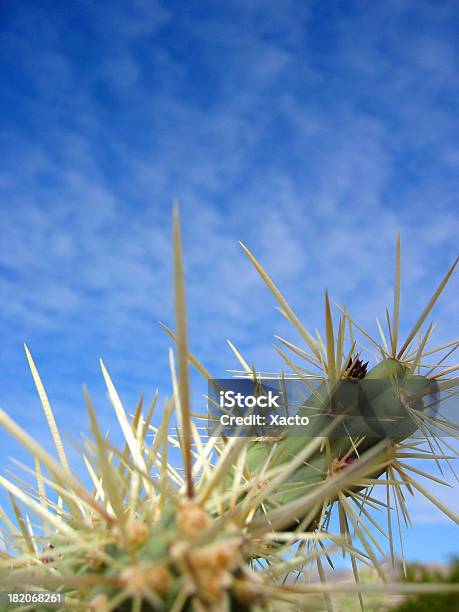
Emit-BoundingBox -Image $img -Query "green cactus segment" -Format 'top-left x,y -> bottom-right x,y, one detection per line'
243,358 -> 437,511
365,357 -> 407,380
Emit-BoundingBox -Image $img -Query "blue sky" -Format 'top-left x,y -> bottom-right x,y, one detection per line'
1,0 -> 458,562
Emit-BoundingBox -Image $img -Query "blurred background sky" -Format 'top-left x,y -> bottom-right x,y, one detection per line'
1,0 -> 458,562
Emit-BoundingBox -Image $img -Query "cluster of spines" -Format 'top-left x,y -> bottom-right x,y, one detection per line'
0,217 -> 458,611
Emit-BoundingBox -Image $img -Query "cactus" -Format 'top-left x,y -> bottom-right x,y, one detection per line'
0,216 -> 458,611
